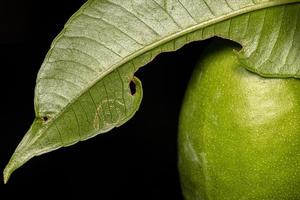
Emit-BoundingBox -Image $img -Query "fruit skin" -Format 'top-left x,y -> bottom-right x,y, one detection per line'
178,40 -> 300,200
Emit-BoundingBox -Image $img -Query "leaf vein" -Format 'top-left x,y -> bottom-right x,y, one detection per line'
102,81 -> 114,123
43,67 -> 89,86
82,12 -> 144,46
283,6 -> 299,66
261,7 -> 285,68
116,69 -> 128,117
87,90 -> 102,125
49,60 -> 99,74
151,0 -> 183,29
225,0 -> 234,10
101,0 -> 161,36
41,77 -> 83,89
63,35 -> 123,58
202,0 -> 216,16
71,106 -> 82,141
177,0 -> 198,24
54,47 -> 102,67
54,123 -> 64,146
78,99 -> 91,125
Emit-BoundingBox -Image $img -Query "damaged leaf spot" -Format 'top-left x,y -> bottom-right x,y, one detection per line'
42,116 -> 49,122
129,80 -> 136,95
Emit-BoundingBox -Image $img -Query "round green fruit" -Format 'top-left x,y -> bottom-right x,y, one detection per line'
178,40 -> 300,200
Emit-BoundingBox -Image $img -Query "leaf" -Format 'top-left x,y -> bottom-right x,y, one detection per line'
4,0 -> 300,183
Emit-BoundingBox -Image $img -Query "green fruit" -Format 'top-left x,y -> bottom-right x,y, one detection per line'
178,40 -> 300,200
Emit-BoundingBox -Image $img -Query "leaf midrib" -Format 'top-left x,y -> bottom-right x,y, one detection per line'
38,0 -> 300,131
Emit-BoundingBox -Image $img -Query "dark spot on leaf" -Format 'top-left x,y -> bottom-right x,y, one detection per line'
129,80 -> 136,95
42,116 -> 49,122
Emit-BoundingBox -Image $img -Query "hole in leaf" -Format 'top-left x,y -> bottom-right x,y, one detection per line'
42,116 -> 49,122
129,80 -> 136,95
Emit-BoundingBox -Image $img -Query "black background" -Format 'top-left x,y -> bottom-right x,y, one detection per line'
0,0 -> 212,199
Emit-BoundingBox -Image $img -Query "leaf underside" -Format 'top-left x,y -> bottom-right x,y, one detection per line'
4,0 -> 300,183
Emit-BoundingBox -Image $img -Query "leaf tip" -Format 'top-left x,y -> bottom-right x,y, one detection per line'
3,119 -> 43,184
3,160 -> 15,184
3,148 -> 36,184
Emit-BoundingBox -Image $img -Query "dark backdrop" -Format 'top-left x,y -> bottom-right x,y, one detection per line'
0,0 -> 211,199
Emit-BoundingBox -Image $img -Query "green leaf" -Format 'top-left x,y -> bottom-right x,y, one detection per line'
4,0 -> 300,183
